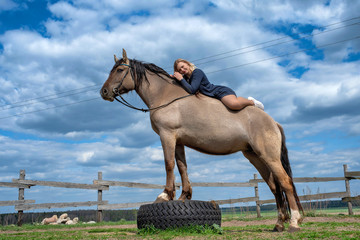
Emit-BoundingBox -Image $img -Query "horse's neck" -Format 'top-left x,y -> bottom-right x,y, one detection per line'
136,73 -> 186,108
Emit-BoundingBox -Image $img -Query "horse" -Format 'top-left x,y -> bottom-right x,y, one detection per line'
100,49 -> 303,232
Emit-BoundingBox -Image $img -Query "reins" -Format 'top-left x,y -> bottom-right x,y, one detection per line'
114,94 -> 193,113
113,63 -> 193,113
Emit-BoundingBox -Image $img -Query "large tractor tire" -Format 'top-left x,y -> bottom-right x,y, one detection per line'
137,200 -> 221,229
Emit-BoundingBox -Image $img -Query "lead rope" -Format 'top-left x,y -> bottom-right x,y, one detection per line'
114,94 -> 193,113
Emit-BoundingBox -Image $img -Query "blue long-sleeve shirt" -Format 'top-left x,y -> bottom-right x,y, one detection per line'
179,68 -> 236,99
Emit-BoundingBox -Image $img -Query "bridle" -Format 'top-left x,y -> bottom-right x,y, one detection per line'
112,63 -> 132,95
113,63 -> 193,113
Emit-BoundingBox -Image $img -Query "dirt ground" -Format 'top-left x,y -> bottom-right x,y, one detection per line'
222,216 -> 360,227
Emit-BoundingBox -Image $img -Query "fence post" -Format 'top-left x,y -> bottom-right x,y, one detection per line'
253,173 -> 261,218
97,171 -> 103,222
17,170 -> 25,226
343,164 -> 353,215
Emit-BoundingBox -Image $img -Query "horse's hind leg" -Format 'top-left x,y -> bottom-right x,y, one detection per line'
243,151 -> 287,232
175,144 -> 192,200
257,151 -> 301,231
267,163 -> 302,232
247,121 -> 302,232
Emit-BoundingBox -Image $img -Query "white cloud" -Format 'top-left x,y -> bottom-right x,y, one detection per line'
77,151 -> 95,163
0,0 -> 17,11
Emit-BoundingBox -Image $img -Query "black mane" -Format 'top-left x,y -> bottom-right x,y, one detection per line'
113,58 -> 173,91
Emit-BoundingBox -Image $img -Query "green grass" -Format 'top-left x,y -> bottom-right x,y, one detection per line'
221,206 -> 360,220
222,209 -> 278,221
1,209 -> 360,239
0,219 -> 136,232
138,224 -> 223,238
0,225 -> 138,240
2,219 -> 359,240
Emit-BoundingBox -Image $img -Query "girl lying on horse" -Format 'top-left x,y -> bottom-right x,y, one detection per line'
171,59 -> 264,111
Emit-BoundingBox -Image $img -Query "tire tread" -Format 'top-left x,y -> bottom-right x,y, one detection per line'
137,200 -> 221,229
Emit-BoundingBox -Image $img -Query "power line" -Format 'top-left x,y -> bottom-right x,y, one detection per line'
189,16 -> 360,64
164,20 -> 360,71
206,35 -> 360,75
0,86 -> 100,111
2,35 -> 359,120
0,97 -> 100,120
2,17 -> 359,119
0,84 -> 101,107
2,35 -> 359,119
194,21 -> 360,67
4,16 -> 359,108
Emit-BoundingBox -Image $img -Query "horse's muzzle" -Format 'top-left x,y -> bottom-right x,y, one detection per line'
100,86 -> 114,102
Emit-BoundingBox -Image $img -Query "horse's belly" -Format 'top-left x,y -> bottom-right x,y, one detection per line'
178,128 -> 249,155
151,102 -> 258,155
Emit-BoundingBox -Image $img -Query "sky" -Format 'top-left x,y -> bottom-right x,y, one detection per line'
0,0 -> 360,214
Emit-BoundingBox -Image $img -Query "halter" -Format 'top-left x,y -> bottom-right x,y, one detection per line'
113,63 -> 193,113
112,63 -> 132,95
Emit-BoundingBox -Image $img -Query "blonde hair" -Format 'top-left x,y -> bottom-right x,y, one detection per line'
173,59 -> 196,73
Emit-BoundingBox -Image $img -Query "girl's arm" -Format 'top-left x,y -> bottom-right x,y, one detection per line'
178,69 -> 203,94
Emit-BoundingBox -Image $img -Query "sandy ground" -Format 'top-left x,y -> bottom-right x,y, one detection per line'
222,216 -> 360,227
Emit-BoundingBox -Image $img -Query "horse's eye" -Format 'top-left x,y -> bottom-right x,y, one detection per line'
117,68 -> 123,73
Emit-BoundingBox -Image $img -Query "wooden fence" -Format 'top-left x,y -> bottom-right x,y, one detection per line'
0,164 -> 359,226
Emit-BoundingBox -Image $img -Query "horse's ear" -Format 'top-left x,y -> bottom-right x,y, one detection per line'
114,54 -> 119,63
122,48 -> 130,65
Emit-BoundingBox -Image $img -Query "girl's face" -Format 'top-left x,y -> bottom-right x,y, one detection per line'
177,62 -> 191,77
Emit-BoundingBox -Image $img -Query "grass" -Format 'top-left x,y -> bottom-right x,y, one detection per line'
1,219 -> 359,240
137,224 -> 223,238
1,209 -> 359,239
0,220 -> 139,240
0,219 -> 136,232
221,206 -> 360,219
222,209 -> 278,221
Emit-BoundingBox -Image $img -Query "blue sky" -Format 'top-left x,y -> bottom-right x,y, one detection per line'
0,0 -> 360,214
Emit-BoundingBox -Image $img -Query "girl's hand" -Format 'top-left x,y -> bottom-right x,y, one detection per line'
172,71 -> 183,81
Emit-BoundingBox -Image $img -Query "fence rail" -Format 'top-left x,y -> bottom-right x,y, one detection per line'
345,171 -> 360,179
12,179 -> 109,190
0,164 -> 358,226
14,201 -> 109,211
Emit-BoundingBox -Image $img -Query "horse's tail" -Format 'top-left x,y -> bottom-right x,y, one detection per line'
278,123 -> 292,178
277,123 -> 304,216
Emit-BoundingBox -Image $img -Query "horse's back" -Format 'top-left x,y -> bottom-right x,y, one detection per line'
150,95 -> 279,155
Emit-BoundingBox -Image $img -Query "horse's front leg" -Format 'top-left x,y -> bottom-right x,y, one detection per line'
175,144 -> 192,200
154,132 -> 176,203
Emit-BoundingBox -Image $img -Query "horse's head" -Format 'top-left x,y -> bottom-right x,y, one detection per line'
100,49 -> 136,102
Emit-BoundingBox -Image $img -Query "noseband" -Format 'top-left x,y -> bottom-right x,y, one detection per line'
113,63 -> 193,113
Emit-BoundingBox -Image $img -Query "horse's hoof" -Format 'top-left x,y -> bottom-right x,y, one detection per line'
272,224 -> 284,232
178,193 -> 191,201
154,192 -> 170,203
288,225 -> 301,233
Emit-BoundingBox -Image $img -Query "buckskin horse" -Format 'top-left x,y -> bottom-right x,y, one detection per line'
100,49 -> 303,232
